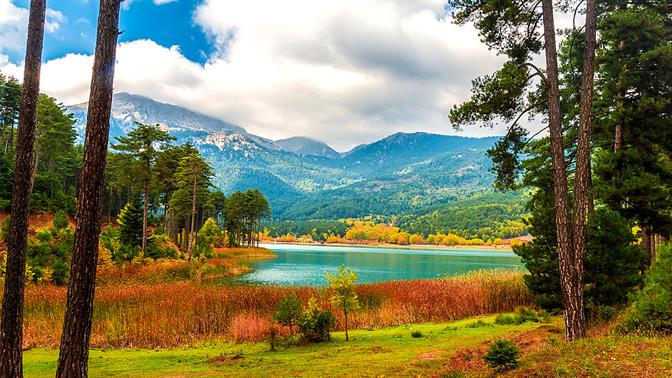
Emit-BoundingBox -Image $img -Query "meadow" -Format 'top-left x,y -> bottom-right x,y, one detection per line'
21,269 -> 530,348
22,315 -> 672,377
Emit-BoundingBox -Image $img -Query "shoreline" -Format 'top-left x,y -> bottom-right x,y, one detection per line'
260,241 -> 514,251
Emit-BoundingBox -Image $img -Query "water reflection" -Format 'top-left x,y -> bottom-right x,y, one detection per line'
235,243 -> 523,286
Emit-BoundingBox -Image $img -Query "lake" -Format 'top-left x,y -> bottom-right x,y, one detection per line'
236,243 -> 524,286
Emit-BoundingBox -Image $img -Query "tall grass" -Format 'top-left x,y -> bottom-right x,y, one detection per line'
20,269 -> 530,348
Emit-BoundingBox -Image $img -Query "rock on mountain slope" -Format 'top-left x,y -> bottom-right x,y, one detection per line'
68,92 -> 499,219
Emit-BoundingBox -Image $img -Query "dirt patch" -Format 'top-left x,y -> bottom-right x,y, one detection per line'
416,350 -> 447,361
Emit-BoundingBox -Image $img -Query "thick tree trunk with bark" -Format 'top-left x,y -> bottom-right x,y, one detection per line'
187,175 -> 197,260
568,0 -> 598,341
142,165 -> 149,254
541,0 -> 583,341
0,1 -> 46,375
56,1 -> 122,376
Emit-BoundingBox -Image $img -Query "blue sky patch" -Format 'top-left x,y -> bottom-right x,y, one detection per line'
9,0 -> 212,64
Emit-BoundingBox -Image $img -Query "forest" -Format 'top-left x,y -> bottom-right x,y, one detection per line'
0,75 -> 271,279
1,0 -> 672,377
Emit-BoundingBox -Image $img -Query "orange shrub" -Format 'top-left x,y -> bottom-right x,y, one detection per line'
229,313 -> 272,342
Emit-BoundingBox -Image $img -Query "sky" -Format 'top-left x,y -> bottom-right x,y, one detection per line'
0,0 -> 552,151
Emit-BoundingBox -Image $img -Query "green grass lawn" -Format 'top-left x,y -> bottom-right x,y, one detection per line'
24,315 -> 545,377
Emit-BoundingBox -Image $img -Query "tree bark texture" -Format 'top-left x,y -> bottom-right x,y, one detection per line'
568,0 -> 598,340
541,0 -> 583,341
142,164 -> 149,254
56,1 -> 122,376
187,174 -> 197,260
0,1 -> 46,375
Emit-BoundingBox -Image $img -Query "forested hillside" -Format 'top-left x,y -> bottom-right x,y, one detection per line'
68,93 -> 520,223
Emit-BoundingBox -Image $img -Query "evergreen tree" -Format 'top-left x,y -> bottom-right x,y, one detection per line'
113,121 -> 174,253
592,5 -> 672,262
169,153 -> 213,259
516,205 -> 643,313
449,0 -> 599,339
117,200 -> 143,248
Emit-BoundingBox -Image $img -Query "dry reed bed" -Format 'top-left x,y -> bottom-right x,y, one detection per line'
21,269 -> 530,348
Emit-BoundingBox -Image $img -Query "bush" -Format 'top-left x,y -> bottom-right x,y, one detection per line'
494,306 -> 549,325
466,319 -> 491,328
50,259 -> 70,286
494,314 -> 517,325
483,339 -> 520,372
297,297 -> 336,343
410,330 -> 423,338
274,292 -> 302,332
622,243 -> 672,334
52,210 -> 69,231
516,208 -> 642,312
196,218 -> 219,258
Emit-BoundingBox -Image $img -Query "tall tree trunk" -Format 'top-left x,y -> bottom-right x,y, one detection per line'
56,1 -> 122,376
141,164 -> 149,254
187,175 -> 197,260
7,124 -> 14,157
541,0 -> 580,341
30,148 -> 39,187
0,1 -> 46,375
568,0 -> 598,341
642,226 -> 653,270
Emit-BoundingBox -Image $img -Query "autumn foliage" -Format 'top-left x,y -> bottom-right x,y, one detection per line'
18,269 -> 530,348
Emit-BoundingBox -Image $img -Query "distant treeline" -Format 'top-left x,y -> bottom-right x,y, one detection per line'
265,191 -> 529,242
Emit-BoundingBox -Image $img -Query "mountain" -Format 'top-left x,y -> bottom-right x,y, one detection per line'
68,93 -> 246,143
276,136 -> 340,158
67,93 -> 502,220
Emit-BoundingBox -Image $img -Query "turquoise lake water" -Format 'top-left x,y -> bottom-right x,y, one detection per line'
236,243 -> 524,286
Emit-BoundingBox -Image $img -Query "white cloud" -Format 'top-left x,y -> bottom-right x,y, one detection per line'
0,0 -> 28,53
0,0 -> 67,57
153,0 -> 177,5
45,9 -> 66,33
1,0 -> 551,150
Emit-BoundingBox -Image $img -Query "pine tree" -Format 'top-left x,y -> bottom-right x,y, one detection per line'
117,200 -> 143,248
112,122 -> 174,253
448,0 -> 599,339
169,153 -> 213,260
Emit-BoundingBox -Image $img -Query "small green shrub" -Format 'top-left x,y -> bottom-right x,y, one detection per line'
494,307 -> 548,325
622,243 -> 672,334
410,330 -> 423,338
483,339 -> 520,372
50,259 -> 70,286
494,314 -> 517,325
466,319 -> 492,328
274,292 -> 303,333
35,229 -> 53,243
297,297 -> 336,343
514,306 -> 539,322
590,305 -> 617,323
52,210 -> 69,231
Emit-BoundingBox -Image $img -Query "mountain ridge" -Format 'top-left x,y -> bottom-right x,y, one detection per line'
67,92 -> 500,219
